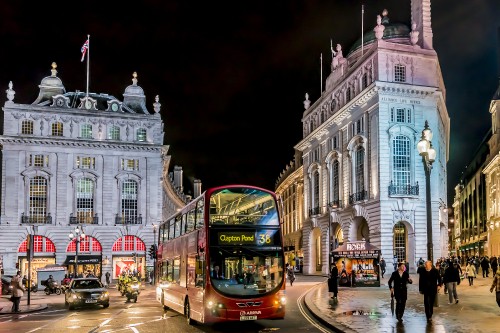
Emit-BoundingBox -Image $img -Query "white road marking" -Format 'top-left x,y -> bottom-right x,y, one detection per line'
297,283 -> 332,333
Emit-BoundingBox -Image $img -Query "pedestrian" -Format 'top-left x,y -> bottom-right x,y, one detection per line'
418,260 -> 442,322
328,264 -> 339,300
465,262 -> 476,286
393,256 -> 398,271
105,271 -> 111,285
380,257 -> 386,278
10,270 -> 25,313
388,262 -> 413,322
443,261 -> 461,304
490,255 -> 498,276
490,269 -> 500,308
481,256 -> 490,278
286,263 -> 295,286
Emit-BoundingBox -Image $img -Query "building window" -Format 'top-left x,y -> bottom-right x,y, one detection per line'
312,147 -> 320,163
22,120 -> 33,135
331,160 -> 340,202
29,154 -> 48,167
51,122 -> 63,136
355,146 -> 365,193
390,108 -> 412,124
362,73 -> 368,89
76,156 -> 95,169
392,135 -> 411,189
80,124 -> 93,139
121,159 -> 139,171
351,118 -> 364,136
29,176 -> 47,223
346,87 -> 351,102
76,178 -> 94,223
309,121 -> 314,134
312,169 -> 320,212
108,126 -> 120,140
122,180 -> 138,223
330,100 -> 336,112
136,128 -> 147,142
393,222 -> 407,263
394,64 -> 406,82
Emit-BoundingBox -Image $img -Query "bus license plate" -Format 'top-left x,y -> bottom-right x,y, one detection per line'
240,315 -> 257,321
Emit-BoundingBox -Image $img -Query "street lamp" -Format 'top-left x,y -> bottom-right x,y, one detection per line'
417,120 -> 436,262
69,226 -> 85,277
153,224 -> 157,285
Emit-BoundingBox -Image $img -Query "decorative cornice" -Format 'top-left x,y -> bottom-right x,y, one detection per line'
376,82 -> 436,99
0,137 -> 162,152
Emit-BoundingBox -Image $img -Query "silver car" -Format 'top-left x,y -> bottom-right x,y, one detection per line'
64,278 -> 109,310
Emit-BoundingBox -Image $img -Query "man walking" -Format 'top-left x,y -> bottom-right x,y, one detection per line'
443,261 -> 461,304
491,255 -> 498,276
105,271 -> 111,286
481,256 -> 490,278
418,260 -> 442,322
10,271 -> 25,313
388,262 -> 413,322
380,257 -> 386,278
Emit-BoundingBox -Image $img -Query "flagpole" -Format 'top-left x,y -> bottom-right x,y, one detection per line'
86,34 -> 90,98
320,53 -> 323,95
361,4 -> 364,57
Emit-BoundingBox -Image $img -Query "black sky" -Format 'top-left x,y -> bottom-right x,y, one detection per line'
1,1 -> 499,203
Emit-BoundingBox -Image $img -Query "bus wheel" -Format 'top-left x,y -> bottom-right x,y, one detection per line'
185,299 -> 193,325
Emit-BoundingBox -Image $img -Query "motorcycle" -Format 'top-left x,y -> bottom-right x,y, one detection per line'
124,281 -> 140,303
41,280 -> 62,295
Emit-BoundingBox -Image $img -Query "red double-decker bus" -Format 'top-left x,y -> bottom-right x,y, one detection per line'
155,184 -> 286,324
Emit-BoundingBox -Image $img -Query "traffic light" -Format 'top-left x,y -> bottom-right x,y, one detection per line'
149,245 -> 157,259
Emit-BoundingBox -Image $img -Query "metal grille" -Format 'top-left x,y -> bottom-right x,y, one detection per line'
22,120 -> 33,135
77,178 -> 94,223
29,176 -> 47,223
122,180 -> 138,221
393,222 -> 406,263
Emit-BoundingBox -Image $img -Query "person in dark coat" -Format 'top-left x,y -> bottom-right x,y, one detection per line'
379,257 -> 386,278
328,264 -> 339,299
481,256 -> 490,278
491,256 -> 498,276
388,262 -> 413,321
443,261 -> 461,304
418,260 -> 442,322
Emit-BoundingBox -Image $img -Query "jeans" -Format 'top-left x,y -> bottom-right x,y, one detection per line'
468,276 -> 474,286
446,282 -> 458,303
423,293 -> 436,319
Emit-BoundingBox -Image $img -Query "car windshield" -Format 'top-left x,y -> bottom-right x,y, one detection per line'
72,279 -> 103,289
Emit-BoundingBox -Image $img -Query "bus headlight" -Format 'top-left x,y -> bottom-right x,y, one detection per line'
207,300 -> 214,309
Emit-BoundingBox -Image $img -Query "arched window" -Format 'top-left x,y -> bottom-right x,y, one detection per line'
76,178 -> 95,224
393,222 -> 407,263
67,236 -> 102,252
392,135 -> 411,191
121,180 -> 138,223
19,236 -> 56,253
22,120 -> 33,135
30,176 -> 47,223
108,126 -> 120,140
51,122 -> 63,136
355,146 -> 365,194
112,235 -> 146,252
136,128 -> 147,142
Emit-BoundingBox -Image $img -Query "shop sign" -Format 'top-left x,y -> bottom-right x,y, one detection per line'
347,242 -> 366,251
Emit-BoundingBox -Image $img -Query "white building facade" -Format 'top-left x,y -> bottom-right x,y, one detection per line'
0,64 -> 191,282
296,0 -> 450,275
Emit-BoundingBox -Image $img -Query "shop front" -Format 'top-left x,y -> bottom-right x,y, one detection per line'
112,255 -> 145,279
64,255 -> 102,278
20,256 -> 56,284
332,241 -> 381,287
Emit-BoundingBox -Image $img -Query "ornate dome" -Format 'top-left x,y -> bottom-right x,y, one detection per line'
33,62 -> 66,105
348,21 -> 411,56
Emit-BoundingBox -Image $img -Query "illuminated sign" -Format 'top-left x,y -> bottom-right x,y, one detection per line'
346,242 -> 366,251
217,231 -> 275,246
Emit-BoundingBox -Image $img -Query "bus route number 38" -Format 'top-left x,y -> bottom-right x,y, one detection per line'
257,233 -> 271,245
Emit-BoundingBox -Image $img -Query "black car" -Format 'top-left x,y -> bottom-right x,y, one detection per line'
1,275 -> 13,295
64,278 -> 109,310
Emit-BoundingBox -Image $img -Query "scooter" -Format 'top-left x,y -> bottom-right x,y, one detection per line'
125,281 -> 140,303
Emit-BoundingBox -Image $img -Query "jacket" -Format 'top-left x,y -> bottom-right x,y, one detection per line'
11,275 -> 25,297
388,270 -> 412,299
465,264 -> 476,278
443,264 -> 461,283
491,271 -> 500,292
418,267 -> 442,295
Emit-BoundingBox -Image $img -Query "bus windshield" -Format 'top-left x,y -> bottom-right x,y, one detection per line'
209,246 -> 284,297
209,187 -> 279,226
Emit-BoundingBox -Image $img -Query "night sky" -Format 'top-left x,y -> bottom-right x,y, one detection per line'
1,1 -> 499,203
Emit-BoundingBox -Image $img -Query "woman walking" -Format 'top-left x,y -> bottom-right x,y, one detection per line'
466,262 -> 476,286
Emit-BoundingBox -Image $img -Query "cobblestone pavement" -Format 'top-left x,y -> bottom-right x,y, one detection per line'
304,273 -> 500,333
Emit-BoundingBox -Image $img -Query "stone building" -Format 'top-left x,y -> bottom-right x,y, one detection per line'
295,1 -> 450,275
0,63 -> 193,282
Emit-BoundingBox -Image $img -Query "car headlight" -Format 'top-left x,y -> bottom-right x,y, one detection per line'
102,292 -> 109,298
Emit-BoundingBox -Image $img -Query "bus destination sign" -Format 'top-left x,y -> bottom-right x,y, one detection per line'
217,231 -> 275,246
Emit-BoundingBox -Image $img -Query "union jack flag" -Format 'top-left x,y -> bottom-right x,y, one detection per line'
81,38 -> 89,62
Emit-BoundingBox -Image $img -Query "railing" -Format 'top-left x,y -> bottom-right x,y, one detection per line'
349,190 -> 367,205
308,206 -> 321,216
69,214 -> 99,224
21,213 -> 52,224
388,181 -> 419,196
329,199 -> 343,209
115,215 -> 143,225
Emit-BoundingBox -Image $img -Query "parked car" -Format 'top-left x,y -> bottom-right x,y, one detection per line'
64,278 -> 109,310
1,275 -> 13,295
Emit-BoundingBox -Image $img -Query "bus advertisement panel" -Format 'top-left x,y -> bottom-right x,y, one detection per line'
155,185 -> 286,324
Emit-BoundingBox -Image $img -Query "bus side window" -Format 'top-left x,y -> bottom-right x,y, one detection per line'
195,256 -> 205,287
187,255 -> 196,287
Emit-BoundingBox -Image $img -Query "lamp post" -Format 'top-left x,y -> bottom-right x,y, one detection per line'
153,224 -> 157,285
417,120 -> 436,262
69,226 -> 85,277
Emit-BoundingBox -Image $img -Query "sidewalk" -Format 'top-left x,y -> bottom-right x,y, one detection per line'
304,273 -> 500,333
0,294 -> 48,314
